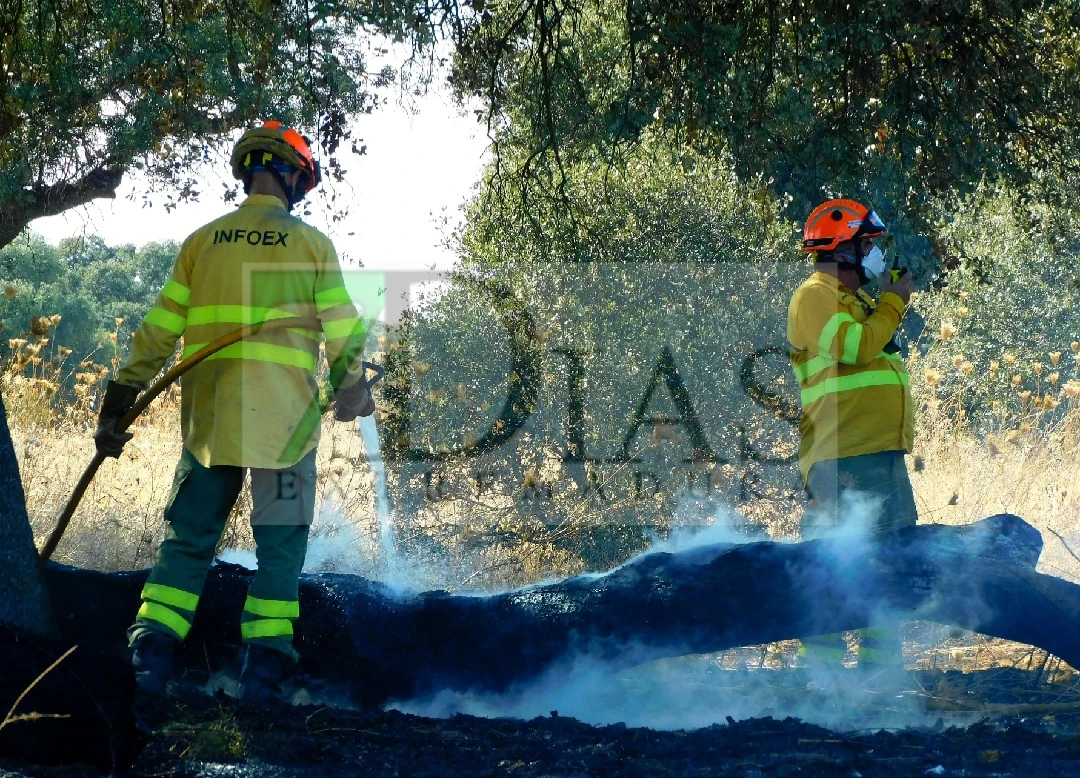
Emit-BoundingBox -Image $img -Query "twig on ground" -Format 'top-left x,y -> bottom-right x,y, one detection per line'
0,644 -> 77,731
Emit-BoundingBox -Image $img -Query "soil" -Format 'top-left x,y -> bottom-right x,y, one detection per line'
3,665 -> 1080,778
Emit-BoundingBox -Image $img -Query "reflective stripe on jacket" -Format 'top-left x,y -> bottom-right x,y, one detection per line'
117,194 -> 366,468
787,271 -> 913,484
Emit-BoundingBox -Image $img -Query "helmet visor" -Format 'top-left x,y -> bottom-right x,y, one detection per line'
855,210 -> 887,237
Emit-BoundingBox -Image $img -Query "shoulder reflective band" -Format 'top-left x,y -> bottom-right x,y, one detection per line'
841,322 -> 864,364
817,312 -> 857,359
182,341 -> 318,371
162,279 -> 191,307
800,370 -> 909,406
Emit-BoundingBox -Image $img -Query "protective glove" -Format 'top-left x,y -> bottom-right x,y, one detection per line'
334,375 -> 375,422
95,381 -> 140,458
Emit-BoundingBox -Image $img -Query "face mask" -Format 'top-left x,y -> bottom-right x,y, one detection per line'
861,246 -> 886,280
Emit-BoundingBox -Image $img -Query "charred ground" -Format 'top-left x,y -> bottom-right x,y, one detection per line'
3,666 -> 1080,778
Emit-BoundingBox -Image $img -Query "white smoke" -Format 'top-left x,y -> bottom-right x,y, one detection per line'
393,492 -> 985,732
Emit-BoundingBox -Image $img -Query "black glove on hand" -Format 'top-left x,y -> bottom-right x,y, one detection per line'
334,376 -> 375,422
95,381 -> 140,458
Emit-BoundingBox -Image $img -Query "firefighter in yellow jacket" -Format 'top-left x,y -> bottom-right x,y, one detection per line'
788,198 -> 915,668
94,121 -> 375,701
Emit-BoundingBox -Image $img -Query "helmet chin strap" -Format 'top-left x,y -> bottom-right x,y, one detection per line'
823,248 -> 870,286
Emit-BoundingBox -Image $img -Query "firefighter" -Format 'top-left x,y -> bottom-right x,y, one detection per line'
94,120 -> 375,701
787,198 -> 915,670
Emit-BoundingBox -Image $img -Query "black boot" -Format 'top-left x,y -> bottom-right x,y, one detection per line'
130,631 -> 177,696
238,645 -> 294,703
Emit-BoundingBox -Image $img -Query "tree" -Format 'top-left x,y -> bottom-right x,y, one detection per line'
450,0 -> 1080,275
379,138 -> 805,571
0,0 -> 457,633
0,0 -> 456,249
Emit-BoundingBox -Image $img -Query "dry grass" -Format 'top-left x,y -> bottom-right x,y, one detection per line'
910,396 -> 1080,584
4,327 -> 382,574
7,321 -> 1080,680
10,333 -> 1080,583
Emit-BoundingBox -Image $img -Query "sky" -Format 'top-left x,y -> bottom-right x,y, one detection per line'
29,81 -> 490,273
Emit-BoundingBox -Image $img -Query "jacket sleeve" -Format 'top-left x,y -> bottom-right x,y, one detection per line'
312,239 -> 367,392
116,242 -> 193,389
794,285 -> 904,367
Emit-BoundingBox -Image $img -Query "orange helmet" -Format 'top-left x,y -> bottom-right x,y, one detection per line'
802,199 -> 886,252
230,120 -> 322,196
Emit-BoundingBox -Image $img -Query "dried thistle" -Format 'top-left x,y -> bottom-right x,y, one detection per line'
1049,372 -> 1061,385
1050,351 -> 1062,366
1032,361 -> 1043,376
939,322 -> 956,340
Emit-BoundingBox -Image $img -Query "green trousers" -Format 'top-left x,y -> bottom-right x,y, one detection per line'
130,448 -> 317,660
800,451 -> 918,668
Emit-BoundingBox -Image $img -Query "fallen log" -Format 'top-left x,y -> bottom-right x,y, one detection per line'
39,514 -> 1080,709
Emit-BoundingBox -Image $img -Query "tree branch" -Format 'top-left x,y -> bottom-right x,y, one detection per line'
0,166 -> 124,249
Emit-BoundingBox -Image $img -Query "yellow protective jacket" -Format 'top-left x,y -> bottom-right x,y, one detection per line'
787,271 -> 913,484
117,194 -> 367,469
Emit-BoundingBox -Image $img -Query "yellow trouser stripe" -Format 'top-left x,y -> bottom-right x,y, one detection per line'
241,618 -> 295,639
322,316 -> 365,340
244,596 -> 300,619
142,582 -> 200,611
182,341 -> 317,371
143,306 -> 187,335
138,601 -> 192,639
799,632 -> 846,662
801,370 -> 909,406
163,279 -> 191,306
315,286 -> 352,309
